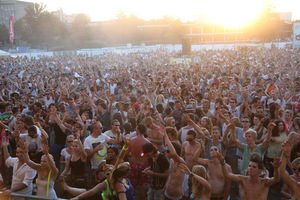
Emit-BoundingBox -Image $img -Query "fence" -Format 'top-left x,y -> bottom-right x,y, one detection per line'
0,192 -> 67,200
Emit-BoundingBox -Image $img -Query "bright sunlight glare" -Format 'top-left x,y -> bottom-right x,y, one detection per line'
205,0 -> 265,28
27,0 -> 300,28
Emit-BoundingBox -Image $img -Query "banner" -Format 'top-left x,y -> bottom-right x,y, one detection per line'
9,16 -> 14,44
169,58 -> 192,65
293,22 -> 300,50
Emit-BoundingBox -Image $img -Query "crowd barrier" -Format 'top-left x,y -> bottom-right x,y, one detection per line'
0,192 -> 67,200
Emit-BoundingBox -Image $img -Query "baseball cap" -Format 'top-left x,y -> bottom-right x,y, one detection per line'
140,143 -> 154,157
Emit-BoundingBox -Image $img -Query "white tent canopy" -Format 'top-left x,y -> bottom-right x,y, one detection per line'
0,50 -> 10,56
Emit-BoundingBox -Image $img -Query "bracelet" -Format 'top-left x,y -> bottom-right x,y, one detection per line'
220,162 -> 225,166
190,172 -> 194,177
122,146 -> 128,151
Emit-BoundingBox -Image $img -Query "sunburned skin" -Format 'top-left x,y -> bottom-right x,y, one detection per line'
164,159 -> 185,198
194,146 -> 231,198
147,124 -> 164,152
182,139 -> 200,170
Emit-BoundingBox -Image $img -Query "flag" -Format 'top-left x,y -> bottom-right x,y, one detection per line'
9,16 -> 14,44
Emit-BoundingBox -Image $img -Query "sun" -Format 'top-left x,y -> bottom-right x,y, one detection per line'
205,0 -> 265,28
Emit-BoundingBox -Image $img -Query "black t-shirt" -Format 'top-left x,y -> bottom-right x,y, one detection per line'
98,110 -> 111,131
148,153 -> 170,190
54,124 -> 71,145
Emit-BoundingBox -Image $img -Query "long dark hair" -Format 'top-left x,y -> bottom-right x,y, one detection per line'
272,120 -> 286,137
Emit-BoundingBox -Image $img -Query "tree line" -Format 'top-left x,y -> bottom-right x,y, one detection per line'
0,3 -> 295,50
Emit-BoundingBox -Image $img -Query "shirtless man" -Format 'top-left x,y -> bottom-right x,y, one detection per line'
161,126 -> 186,200
181,130 -> 200,170
145,117 -> 164,152
127,124 -> 150,200
280,141 -> 300,200
193,145 -> 231,200
216,151 -> 281,200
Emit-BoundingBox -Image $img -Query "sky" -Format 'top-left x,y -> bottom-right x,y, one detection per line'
26,0 -> 300,27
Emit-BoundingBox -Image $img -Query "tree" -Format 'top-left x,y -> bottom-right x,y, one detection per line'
245,2 -> 288,42
70,13 -> 91,48
0,24 -> 9,46
23,2 -> 48,47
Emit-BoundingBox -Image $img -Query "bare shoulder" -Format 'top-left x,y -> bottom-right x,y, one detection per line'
225,163 -> 232,172
182,141 -> 188,147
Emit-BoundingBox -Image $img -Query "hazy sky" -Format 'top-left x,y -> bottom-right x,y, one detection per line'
26,0 -> 300,26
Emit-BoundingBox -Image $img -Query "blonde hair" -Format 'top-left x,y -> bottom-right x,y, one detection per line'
245,129 -> 257,140
201,117 -> 213,134
110,162 -> 130,191
287,132 -> 300,145
155,94 -> 165,105
165,117 -> 175,127
192,165 -> 209,199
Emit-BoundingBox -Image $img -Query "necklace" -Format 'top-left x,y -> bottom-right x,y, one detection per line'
40,170 -> 50,180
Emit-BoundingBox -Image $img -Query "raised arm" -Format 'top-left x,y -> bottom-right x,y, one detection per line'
113,137 -> 130,169
52,111 -> 67,133
279,141 -> 297,189
215,151 -> 243,183
262,120 -> 274,150
162,126 -> 185,164
41,144 -> 59,178
1,136 -> 10,161
179,163 -> 211,193
183,113 -> 206,141
230,125 -> 243,151
75,133 -> 87,161
36,122 -> 49,141
192,143 -> 209,166
265,156 -> 281,187
18,140 -> 41,171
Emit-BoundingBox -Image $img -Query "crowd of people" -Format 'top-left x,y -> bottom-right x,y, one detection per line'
0,46 -> 299,200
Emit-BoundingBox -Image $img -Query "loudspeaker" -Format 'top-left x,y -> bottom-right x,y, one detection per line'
182,37 -> 191,55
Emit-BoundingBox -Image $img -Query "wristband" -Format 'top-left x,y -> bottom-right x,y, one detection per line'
220,162 -> 225,166
190,172 -> 194,177
122,146 -> 128,151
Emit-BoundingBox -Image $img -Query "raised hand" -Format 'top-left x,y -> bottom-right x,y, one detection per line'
1,136 -> 8,147
215,151 -> 225,163
18,140 -> 27,151
41,144 -> 49,154
75,107 -> 80,115
179,163 -> 191,175
183,113 -> 192,122
282,141 -> 292,154
270,156 -> 282,169
124,136 -> 131,147
267,120 -> 276,130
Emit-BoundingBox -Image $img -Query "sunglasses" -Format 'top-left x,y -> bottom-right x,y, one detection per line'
242,121 -> 250,123
67,140 -> 73,143
210,148 -> 218,151
105,172 -> 111,176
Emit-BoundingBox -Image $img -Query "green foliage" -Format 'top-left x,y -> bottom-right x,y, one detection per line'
0,24 -> 9,45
